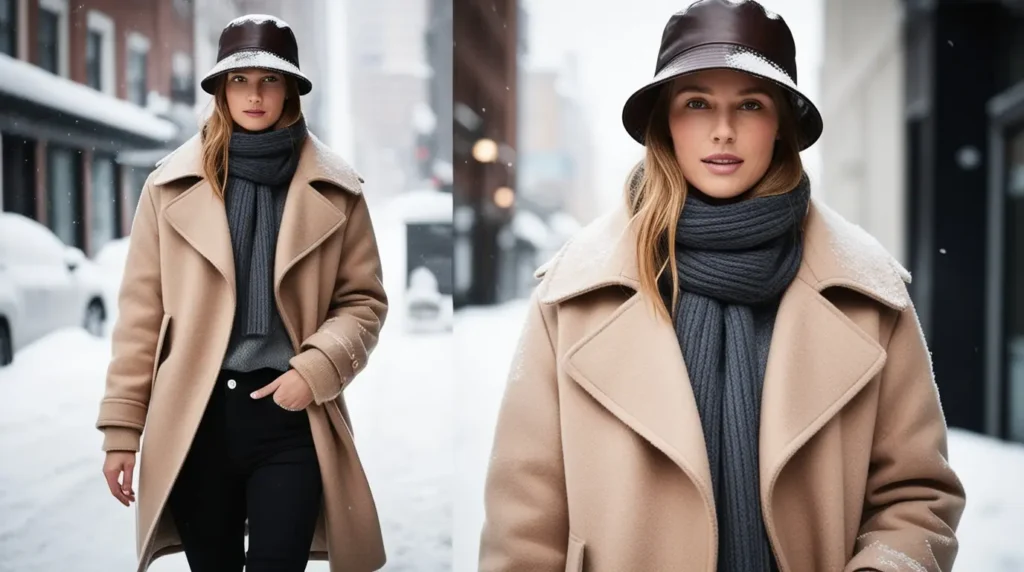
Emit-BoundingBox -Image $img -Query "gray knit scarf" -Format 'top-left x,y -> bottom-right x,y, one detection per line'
225,118 -> 307,337
673,174 -> 810,572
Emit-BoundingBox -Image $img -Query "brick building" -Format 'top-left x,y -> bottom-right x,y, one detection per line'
0,0 -> 191,256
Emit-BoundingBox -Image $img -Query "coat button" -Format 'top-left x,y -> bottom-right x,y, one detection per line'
227,379 -> 237,389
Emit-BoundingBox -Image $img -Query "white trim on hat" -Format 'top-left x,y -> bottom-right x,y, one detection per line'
200,49 -> 312,95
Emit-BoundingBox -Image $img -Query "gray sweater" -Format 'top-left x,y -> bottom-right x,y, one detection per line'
220,184 -> 295,373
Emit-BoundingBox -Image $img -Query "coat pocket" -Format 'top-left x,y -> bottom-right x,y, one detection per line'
151,313 -> 171,387
565,532 -> 585,572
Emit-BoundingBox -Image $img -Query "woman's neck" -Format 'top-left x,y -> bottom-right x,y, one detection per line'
687,186 -> 753,206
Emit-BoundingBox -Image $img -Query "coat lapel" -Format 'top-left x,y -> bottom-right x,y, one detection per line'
155,134 -> 235,289
564,294 -> 716,508
758,277 -> 886,498
544,209 -> 716,507
151,132 -> 365,324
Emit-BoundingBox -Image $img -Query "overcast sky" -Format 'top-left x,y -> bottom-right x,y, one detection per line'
523,0 -> 824,215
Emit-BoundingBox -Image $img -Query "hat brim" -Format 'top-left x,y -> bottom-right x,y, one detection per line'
622,43 -> 823,151
200,49 -> 312,95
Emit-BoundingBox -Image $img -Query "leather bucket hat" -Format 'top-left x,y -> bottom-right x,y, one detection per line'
201,14 -> 312,96
622,0 -> 823,150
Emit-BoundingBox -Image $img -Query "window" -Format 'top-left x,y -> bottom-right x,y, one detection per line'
171,51 -> 194,105
0,0 -> 16,57
85,30 -> 101,89
45,145 -> 83,249
1,133 -> 37,219
126,32 -> 150,106
37,8 -> 57,73
36,0 -> 67,76
173,0 -> 192,19
90,155 -> 118,254
85,10 -> 115,94
1005,125 -> 1024,442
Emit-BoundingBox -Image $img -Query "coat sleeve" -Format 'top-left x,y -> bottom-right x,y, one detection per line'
289,193 -> 388,404
95,178 -> 163,452
845,303 -> 966,572
479,292 -> 569,571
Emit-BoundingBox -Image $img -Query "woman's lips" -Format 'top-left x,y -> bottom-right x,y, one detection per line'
701,155 -> 743,176
244,110 -> 266,117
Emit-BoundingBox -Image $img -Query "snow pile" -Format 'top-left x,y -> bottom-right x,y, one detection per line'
0,54 -> 177,142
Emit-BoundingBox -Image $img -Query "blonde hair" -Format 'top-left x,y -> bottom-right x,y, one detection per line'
626,82 -> 805,320
201,72 -> 305,199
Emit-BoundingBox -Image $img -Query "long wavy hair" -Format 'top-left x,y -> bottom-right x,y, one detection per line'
200,73 -> 305,199
626,80 -> 805,320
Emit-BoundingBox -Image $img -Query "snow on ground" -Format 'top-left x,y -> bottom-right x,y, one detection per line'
0,200 -> 452,572
451,300 -> 1024,572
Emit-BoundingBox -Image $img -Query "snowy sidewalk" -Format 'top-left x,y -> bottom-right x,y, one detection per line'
453,300 -> 1024,572
0,317 -> 452,572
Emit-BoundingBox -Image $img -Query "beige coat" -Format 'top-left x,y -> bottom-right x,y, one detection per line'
480,201 -> 966,572
95,133 -> 388,572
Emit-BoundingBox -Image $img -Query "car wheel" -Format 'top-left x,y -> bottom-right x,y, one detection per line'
84,300 -> 106,337
0,320 -> 12,366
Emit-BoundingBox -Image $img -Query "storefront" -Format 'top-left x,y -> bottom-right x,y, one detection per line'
0,53 -> 176,256
988,77 -> 1024,443
904,0 -> 1024,442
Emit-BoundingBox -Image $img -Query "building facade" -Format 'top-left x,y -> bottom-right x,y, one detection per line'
346,0 -> 430,199
425,0 -> 453,189
453,0 -> 522,306
821,0 -> 1024,442
0,0 -> 191,256
519,54 -> 596,225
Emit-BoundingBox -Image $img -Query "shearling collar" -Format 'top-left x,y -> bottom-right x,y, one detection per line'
536,199 -> 912,311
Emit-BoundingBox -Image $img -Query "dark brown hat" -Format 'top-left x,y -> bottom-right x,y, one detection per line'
200,14 -> 312,96
621,0 -> 823,150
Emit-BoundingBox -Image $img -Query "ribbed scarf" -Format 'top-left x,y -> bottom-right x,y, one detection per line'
673,175 -> 811,571
224,118 -> 307,337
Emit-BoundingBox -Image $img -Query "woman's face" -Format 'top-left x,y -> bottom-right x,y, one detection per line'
667,69 -> 780,200
224,68 -> 288,132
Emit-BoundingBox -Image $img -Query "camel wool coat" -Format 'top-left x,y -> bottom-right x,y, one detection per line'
95,132 -> 388,572
480,200 -> 966,572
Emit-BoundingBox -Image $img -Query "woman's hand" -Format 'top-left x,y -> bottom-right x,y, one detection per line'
103,451 -> 137,507
250,369 -> 314,411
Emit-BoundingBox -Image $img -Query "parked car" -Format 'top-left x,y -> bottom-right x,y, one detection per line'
0,213 -> 108,365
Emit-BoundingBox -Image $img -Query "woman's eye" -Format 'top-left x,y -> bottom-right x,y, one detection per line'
263,76 -> 278,83
231,76 -> 245,82
685,99 -> 708,110
741,100 -> 763,111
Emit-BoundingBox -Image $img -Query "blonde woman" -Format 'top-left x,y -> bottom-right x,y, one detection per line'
480,1 -> 965,571
96,15 -> 388,572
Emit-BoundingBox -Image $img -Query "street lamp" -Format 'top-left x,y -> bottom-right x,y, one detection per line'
493,186 -> 515,209
472,138 -> 499,163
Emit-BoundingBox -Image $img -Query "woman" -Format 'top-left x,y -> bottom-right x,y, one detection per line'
96,15 -> 388,572
479,1 -> 965,571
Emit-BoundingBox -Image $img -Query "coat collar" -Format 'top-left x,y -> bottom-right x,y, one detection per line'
545,198 -> 911,533
151,130 -> 364,194
153,131 -> 362,348
537,198 -> 911,311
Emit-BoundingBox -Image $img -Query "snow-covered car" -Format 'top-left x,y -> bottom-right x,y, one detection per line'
0,272 -> 16,366
0,213 -> 108,365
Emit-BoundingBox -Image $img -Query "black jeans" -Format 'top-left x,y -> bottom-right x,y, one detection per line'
169,368 -> 322,572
